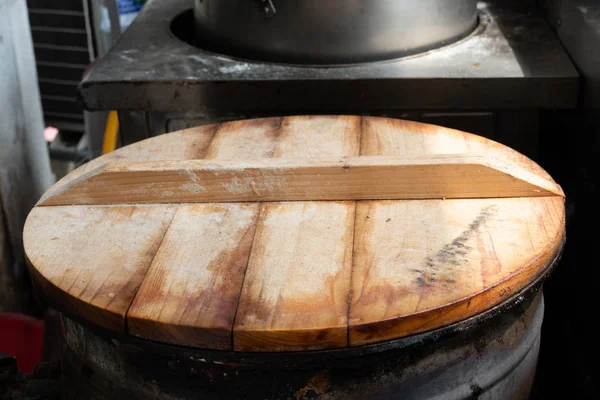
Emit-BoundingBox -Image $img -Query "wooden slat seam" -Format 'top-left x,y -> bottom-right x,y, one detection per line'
123,206 -> 177,335
346,117 -> 367,347
202,122 -> 227,158
230,203 -> 266,350
271,116 -> 286,156
346,202 -> 359,347
205,121 -> 267,349
197,123 -> 222,159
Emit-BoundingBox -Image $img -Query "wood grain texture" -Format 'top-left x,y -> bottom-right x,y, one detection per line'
126,204 -> 259,349
23,205 -> 175,332
348,197 -> 564,346
233,115 -> 360,351
37,155 -> 563,206
123,119 -> 275,347
233,202 -> 355,351
23,116 -> 566,351
204,117 -> 284,159
25,124 -> 216,332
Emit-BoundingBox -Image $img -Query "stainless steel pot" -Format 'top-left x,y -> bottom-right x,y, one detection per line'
193,0 -> 479,64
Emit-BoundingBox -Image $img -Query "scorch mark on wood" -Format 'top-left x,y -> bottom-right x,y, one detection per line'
420,206 -> 498,283
414,205 -> 498,309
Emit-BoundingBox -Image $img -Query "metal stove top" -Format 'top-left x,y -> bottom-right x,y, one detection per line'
80,0 -> 578,115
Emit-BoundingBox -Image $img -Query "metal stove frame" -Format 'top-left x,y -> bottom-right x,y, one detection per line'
80,0 -> 579,157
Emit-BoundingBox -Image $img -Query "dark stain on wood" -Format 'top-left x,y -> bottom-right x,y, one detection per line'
418,205 -> 498,288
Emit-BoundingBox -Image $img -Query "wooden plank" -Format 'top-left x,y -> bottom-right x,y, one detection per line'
37,155 -> 563,206
23,205 -> 175,332
272,115 -> 361,158
360,117 -> 470,157
233,202 -> 355,351
204,117 -> 284,159
203,114 -> 360,159
127,204 -> 260,349
233,115 -> 361,351
349,197 -> 564,346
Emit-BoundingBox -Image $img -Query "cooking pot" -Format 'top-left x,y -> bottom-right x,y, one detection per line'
193,0 -> 479,64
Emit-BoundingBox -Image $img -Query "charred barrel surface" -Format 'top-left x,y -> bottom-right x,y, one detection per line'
61,292 -> 544,399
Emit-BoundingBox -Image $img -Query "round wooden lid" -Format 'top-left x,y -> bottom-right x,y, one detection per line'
24,116 -> 565,351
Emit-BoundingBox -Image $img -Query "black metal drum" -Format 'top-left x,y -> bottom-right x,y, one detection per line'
60,283 -> 551,399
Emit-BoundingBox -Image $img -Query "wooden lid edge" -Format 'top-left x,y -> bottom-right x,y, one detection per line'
348,215 -> 565,347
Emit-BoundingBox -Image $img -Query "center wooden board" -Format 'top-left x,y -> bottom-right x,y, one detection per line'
24,116 -> 565,351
